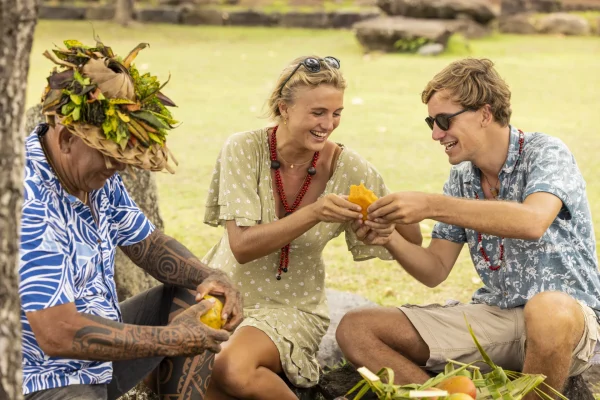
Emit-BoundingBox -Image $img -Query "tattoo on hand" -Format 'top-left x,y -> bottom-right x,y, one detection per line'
120,230 -> 208,289
72,314 -> 208,360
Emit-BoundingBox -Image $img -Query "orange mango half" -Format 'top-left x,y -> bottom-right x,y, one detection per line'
348,183 -> 378,221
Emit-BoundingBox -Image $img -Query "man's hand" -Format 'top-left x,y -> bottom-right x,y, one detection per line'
195,271 -> 243,331
351,219 -> 396,246
368,192 -> 432,225
169,298 -> 231,355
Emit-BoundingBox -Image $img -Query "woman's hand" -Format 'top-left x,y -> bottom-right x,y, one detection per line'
311,194 -> 363,223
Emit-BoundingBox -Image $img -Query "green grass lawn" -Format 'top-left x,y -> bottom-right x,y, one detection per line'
27,21 -> 600,307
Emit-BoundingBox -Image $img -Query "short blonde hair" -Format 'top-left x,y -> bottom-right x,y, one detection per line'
266,56 -> 346,121
421,58 -> 512,126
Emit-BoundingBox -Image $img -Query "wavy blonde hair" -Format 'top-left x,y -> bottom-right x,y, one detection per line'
421,58 -> 512,126
266,56 -> 346,121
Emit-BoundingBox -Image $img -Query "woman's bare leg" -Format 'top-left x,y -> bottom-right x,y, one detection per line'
205,326 -> 298,400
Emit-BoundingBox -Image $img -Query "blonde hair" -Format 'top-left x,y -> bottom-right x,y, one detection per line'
266,56 -> 346,121
421,58 -> 512,126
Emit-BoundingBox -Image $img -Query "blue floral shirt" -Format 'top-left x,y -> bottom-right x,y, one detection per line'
19,127 -> 154,395
432,126 -> 600,318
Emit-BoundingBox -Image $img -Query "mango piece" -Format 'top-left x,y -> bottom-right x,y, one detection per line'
199,295 -> 225,329
348,183 -> 378,221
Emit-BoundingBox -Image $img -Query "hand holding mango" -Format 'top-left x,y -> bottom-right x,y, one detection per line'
199,295 -> 226,329
348,183 -> 378,221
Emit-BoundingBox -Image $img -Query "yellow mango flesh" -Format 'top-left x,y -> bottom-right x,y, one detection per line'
348,183 -> 378,221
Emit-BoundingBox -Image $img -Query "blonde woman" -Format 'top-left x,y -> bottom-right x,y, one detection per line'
202,56 -> 422,399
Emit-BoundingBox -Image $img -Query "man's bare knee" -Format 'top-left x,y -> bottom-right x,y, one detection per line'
524,292 -> 584,350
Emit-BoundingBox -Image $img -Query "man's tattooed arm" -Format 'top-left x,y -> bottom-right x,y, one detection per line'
27,301 -> 229,361
120,230 -> 211,290
70,314 -> 209,360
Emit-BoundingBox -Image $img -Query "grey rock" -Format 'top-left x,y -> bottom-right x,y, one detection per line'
180,7 -> 223,25
317,289 -> 377,368
280,11 -> 329,28
445,17 -> 492,38
353,16 -> 453,53
536,12 -> 591,35
564,374 -> 595,400
417,42 -> 445,56
24,104 -> 44,135
223,10 -> 280,26
377,0 -> 498,24
499,12 -> 537,33
328,11 -> 380,29
135,7 -> 182,24
85,6 -> 116,20
39,5 -> 87,20
501,0 -> 562,15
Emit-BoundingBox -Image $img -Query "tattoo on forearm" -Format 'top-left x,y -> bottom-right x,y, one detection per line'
72,314 -> 208,360
120,230 -> 209,289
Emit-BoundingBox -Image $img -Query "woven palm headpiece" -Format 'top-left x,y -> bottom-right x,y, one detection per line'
41,38 -> 178,173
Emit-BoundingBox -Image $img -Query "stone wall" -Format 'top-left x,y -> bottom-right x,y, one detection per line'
38,3 -> 381,28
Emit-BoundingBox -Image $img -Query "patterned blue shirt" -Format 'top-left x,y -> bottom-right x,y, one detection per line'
432,126 -> 600,318
19,128 -> 154,395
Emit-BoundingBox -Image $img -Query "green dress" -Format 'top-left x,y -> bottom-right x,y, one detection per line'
203,128 -> 393,387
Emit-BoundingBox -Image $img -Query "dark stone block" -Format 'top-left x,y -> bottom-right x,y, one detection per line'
135,7 -> 182,24
180,7 -> 223,25
329,10 -> 380,28
85,6 -> 116,20
280,11 -> 329,28
39,5 -> 87,20
223,10 -> 280,26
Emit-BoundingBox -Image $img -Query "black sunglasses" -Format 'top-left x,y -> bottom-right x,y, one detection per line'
425,108 -> 472,131
278,56 -> 341,96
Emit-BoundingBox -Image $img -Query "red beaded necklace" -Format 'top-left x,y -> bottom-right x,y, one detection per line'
474,129 -> 524,271
269,126 -> 319,280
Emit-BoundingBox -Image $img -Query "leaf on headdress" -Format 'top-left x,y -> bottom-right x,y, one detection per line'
156,91 -> 177,107
81,58 -> 136,101
109,98 -> 136,105
70,94 -> 83,105
42,89 -> 65,112
131,110 -> 169,130
64,40 -> 85,49
122,43 -> 149,69
73,70 -> 91,86
43,50 -> 77,69
47,69 -> 75,89
88,87 -> 105,102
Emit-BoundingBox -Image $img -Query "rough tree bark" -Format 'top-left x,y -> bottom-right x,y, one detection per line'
114,0 -> 135,27
0,0 -> 39,397
24,105 -> 164,303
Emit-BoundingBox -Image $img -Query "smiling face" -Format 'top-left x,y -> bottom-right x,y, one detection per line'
427,90 -> 484,165
280,84 -> 344,153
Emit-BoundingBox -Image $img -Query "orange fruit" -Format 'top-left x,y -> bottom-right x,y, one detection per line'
436,376 -> 477,399
199,295 -> 224,329
348,183 -> 378,221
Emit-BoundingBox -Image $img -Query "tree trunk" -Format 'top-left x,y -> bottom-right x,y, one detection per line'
114,0 -> 135,27
0,0 -> 38,397
24,106 -> 164,303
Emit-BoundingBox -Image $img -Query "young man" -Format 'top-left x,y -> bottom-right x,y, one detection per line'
19,39 -> 242,399
338,58 -> 600,396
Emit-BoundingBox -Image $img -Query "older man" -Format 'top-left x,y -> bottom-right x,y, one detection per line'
339,58 -> 600,397
19,39 -> 242,399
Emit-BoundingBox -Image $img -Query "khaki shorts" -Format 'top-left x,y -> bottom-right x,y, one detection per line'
400,301 -> 600,376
